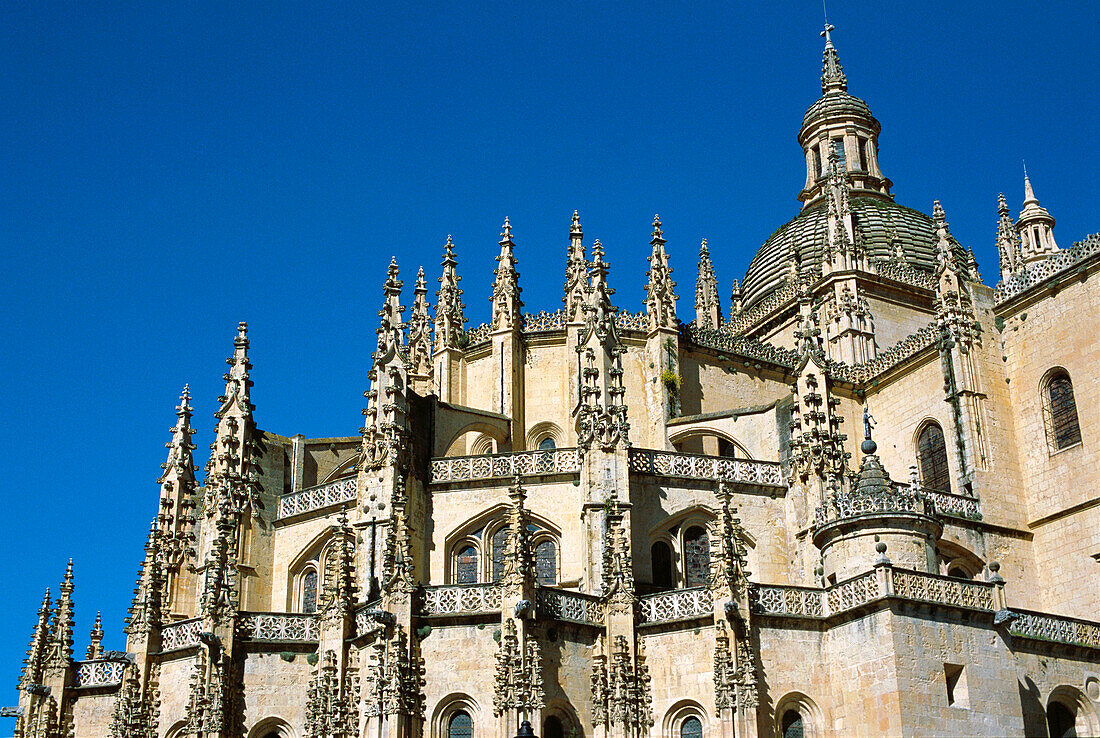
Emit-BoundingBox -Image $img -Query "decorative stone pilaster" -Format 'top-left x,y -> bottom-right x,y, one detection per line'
107,664 -> 159,738
305,651 -> 358,738
822,281 -> 875,364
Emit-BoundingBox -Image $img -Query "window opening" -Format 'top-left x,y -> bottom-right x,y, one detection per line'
491,528 -> 508,582
301,569 -> 318,614
680,716 -> 702,738
831,138 -> 847,172
812,146 -> 822,177
857,136 -> 868,171
944,663 -> 969,707
918,423 -> 951,492
538,437 -> 556,451
448,711 -> 472,738
1046,701 -> 1077,738
544,716 -> 564,738
684,526 -> 710,587
535,540 -> 557,585
456,545 -> 478,584
781,711 -> 804,738
1045,373 -> 1082,451
652,541 -> 674,589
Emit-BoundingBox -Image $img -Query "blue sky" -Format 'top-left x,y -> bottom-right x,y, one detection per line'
0,0 -> 1097,705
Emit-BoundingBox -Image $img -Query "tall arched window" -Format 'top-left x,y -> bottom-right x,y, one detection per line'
683,526 -> 710,587
491,528 -> 508,582
535,540 -> 557,585
680,716 -> 703,738
1044,371 -> 1082,451
781,710 -> 804,738
301,569 -> 318,614
917,422 -> 951,492
456,545 -> 478,584
538,437 -> 556,451
448,711 -> 472,738
651,541 -> 674,589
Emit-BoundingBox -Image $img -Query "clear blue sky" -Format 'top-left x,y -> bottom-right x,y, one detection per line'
0,0 -> 1096,704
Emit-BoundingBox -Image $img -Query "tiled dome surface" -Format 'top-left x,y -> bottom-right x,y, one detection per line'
802,91 -> 876,130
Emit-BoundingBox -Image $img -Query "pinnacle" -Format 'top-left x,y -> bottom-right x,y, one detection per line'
650,214 -> 665,244
443,234 -> 456,259
1023,173 -> 1037,204
933,200 -> 946,228
415,266 -> 427,289
998,192 -> 1010,216
500,216 -> 514,243
820,22 -> 847,93
700,238 -> 709,255
592,238 -> 605,260
571,210 -> 582,235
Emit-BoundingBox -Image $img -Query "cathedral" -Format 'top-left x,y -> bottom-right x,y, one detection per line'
8,24 -> 1100,738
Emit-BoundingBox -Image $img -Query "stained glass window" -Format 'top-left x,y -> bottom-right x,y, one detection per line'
538,437 -> 556,450
684,526 -> 710,587
535,540 -> 557,585
449,711 -> 472,738
456,545 -> 478,584
681,716 -> 702,738
651,541 -> 674,589
831,138 -> 846,172
1046,373 -> 1082,450
781,711 -> 804,738
491,528 -> 508,582
301,569 -> 318,614
917,423 -> 951,492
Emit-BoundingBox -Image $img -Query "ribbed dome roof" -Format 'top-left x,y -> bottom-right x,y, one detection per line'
740,197 -> 941,309
801,91 -> 877,132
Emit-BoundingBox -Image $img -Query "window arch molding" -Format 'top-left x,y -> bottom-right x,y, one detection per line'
669,428 -> 753,459
444,503 -> 562,585
541,699 -> 582,738
648,506 -> 756,589
246,716 -> 297,738
773,692 -> 823,738
1040,367 -> 1083,453
449,537 -> 483,585
526,421 -> 564,451
1046,684 -> 1099,737
936,540 -> 985,580
661,699 -> 709,738
914,418 -> 952,493
286,525 -> 342,611
430,693 -> 482,738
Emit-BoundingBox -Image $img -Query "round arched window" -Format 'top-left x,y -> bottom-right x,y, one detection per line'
448,711 -> 472,738
651,541 -> 674,589
535,539 -> 557,585
543,715 -> 564,738
680,716 -> 702,738
538,437 -> 556,451
301,569 -> 318,614
917,423 -> 951,493
781,710 -> 804,738
455,545 -> 478,584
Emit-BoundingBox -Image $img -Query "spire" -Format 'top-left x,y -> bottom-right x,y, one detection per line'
491,218 -> 523,330
377,257 -> 406,355
1015,172 -> 1059,262
645,215 -> 678,332
204,322 -> 261,517
48,561 -> 75,668
20,588 -> 52,688
996,192 -> 1023,280
361,259 -> 410,472
126,520 -> 163,636
820,23 -> 847,93
434,235 -> 466,351
200,488 -> 239,625
158,386 -> 198,600
407,266 -> 434,381
86,612 -> 104,660
1023,172 -> 1036,204
694,237 -> 720,329
564,210 -> 589,322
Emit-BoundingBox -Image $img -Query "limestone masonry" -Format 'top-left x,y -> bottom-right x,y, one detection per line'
8,24 -> 1100,738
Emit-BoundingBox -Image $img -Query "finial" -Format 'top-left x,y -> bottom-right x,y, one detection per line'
415,265 -> 426,285
571,210 -> 582,235
650,214 -> 665,244
443,234 -> 456,258
997,192 -> 1009,216
700,238 -> 709,254
933,200 -> 946,228
592,238 -> 605,260
1023,171 -> 1037,204
820,21 -> 847,93
861,404 -> 877,455
821,22 -> 834,47
500,217 -> 513,242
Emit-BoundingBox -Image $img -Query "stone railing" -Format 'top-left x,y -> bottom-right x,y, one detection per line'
752,584 -> 825,618
827,322 -> 940,385
242,613 -> 320,642
994,233 -> 1100,304
523,310 -> 566,333
536,587 -> 602,625
825,571 -> 881,614
464,322 -> 492,347
925,489 -> 982,520
615,311 -> 650,333
679,323 -> 800,370
160,617 -> 202,652
627,449 -> 785,488
277,477 -> 356,520
815,486 -> 934,527
638,586 -> 712,624
1007,609 -> 1100,650
724,278 -> 801,335
75,659 -> 127,688
892,569 -> 996,610
354,601 -> 384,637
430,448 -> 581,483
872,258 -> 937,291
421,584 -> 503,616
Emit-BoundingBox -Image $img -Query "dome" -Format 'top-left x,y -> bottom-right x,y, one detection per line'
801,91 -> 878,134
740,197 -> 941,310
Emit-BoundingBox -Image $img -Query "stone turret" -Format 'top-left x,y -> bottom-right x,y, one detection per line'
1016,173 -> 1059,264
491,218 -> 525,441
645,215 -> 677,332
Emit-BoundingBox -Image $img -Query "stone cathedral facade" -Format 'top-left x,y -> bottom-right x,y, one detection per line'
8,26 -> 1100,738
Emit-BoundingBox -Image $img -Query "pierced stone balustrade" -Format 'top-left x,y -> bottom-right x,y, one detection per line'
535,587 -> 602,625
160,617 -> 202,652
75,659 -> 127,688
924,489 -> 982,520
1007,609 -> 1100,650
430,448 -> 580,484
752,584 -> 825,618
994,233 -> 1100,304
815,485 -> 933,527
891,569 -> 996,610
638,586 -> 712,624
421,584 -> 502,615
627,449 -> 785,487
277,477 -> 356,520
242,613 -> 320,642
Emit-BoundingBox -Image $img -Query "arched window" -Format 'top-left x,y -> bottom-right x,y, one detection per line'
917,423 -> 951,493
680,716 -> 702,738
301,569 -> 318,614
683,526 -> 710,587
448,711 -> 472,738
1046,701 -> 1076,738
535,540 -> 557,585
781,710 -> 804,738
538,437 -> 556,451
456,545 -> 478,584
947,566 -> 971,580
544,715 -> 563,738
652,541 -> 674,589
1044,371 -> 1082,451
491,528 -> 508,582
